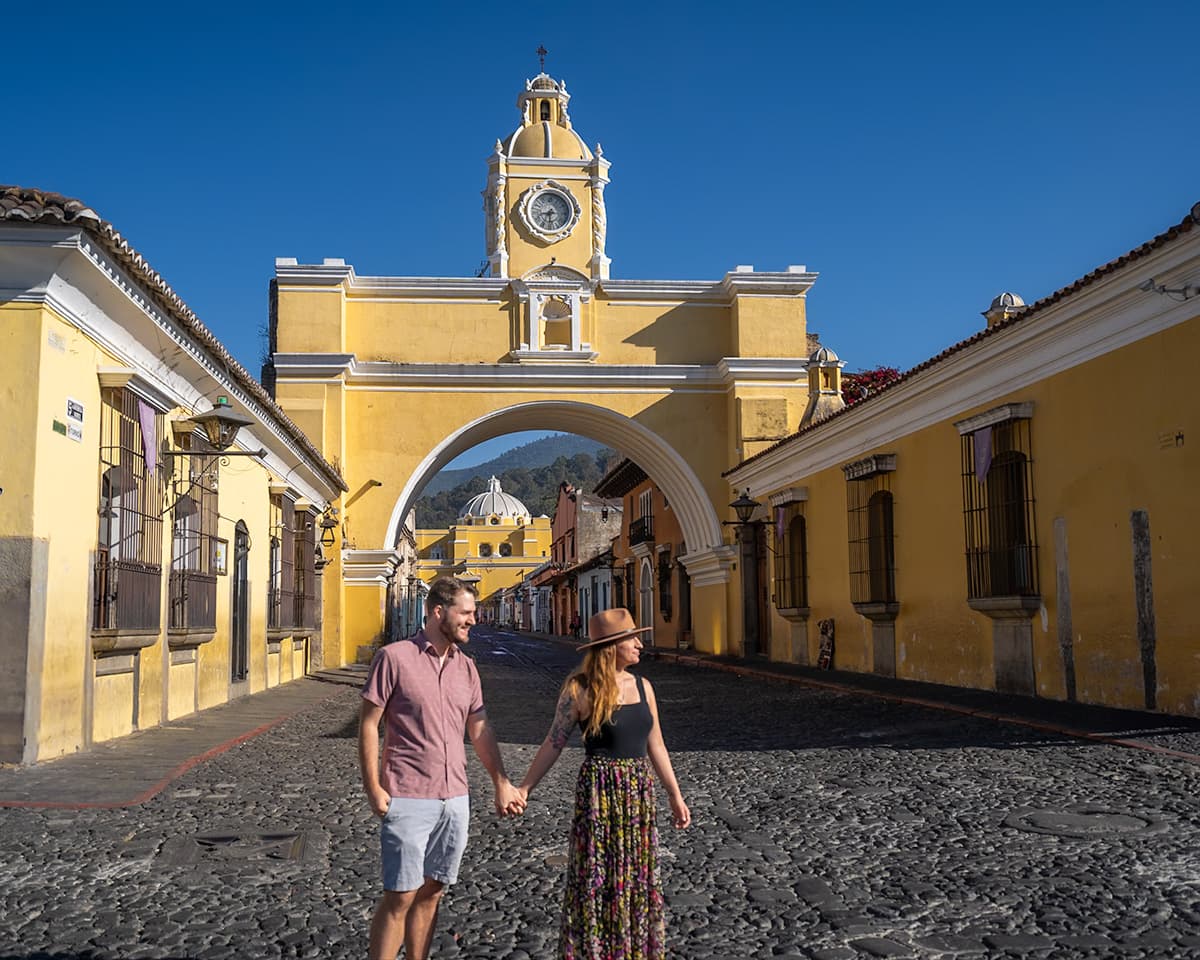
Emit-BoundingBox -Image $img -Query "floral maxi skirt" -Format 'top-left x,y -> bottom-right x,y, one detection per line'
559,756 -> 665,960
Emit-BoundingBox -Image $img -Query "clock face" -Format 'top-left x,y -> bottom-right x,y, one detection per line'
518,181 -> 580,242
531,190 -> 572,231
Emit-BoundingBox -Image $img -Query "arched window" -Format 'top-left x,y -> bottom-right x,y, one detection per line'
959,413 -> 1038,599
844,456 -> 897,607
540,297 -> 572,349
639,560 -> 654,631
540,99 -> 551,121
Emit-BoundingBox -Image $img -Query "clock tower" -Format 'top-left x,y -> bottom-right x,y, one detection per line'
483,72 -> 610,282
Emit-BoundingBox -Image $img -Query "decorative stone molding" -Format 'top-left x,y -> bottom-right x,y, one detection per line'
677,546 -> 736,587
853,601 -> 901,623
967,595 -> 1042,620
510,273 -> 593,358
96,367 -> 173,413
776,606 -> 811,624
842,454 -> 897,480
168,630 -> 217,651
94,653 -> 137,677
343,549 -> 402,584
92,631 -> 159,655
768,487 -> 809,507
954,402 -> 1035,435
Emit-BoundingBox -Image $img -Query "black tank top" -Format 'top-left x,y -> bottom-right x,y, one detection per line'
583,674 -> 652,759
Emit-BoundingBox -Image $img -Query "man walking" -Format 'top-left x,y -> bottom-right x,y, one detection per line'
359,576 -> 524,960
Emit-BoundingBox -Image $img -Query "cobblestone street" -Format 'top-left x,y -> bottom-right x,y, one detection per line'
2,628 -> 1200,960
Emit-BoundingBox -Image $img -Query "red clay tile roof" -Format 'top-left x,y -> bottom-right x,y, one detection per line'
0,185 -> 347,493
727,201 -> 1200,476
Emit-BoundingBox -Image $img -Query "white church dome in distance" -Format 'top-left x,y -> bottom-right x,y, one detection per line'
459,476 -> 531,523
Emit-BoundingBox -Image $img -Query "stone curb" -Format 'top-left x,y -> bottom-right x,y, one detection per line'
0,671 -> 358,809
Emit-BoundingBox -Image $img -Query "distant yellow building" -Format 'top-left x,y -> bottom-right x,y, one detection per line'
728,203 -> 1200,717
269,71 -> 819,663
416,477 -> 551,621
0,186 -> 345,763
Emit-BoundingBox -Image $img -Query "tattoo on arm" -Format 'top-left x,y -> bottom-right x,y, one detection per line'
549,689 -> 575,749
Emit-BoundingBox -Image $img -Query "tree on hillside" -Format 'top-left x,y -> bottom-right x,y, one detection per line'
841,366 -> 902,406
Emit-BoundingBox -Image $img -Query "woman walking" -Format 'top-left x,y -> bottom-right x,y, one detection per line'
516,608 -> 691,959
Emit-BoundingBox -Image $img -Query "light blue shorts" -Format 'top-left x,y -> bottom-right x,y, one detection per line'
380,795 -> 470,892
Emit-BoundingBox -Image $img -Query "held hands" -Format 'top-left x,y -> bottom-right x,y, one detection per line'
505,785 -> 530,817
495,778 -> 527,818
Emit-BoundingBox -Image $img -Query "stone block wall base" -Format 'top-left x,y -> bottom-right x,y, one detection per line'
993,620 -> 1036,696
872,621 -> 897,677
968,596 -> 1040,697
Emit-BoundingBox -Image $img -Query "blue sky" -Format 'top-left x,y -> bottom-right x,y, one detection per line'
5,1 -> 1198,466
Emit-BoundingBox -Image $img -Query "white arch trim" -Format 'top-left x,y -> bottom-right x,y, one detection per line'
382,401 -> 724,563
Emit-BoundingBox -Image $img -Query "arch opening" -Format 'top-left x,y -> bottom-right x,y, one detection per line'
382,401 -> 724,565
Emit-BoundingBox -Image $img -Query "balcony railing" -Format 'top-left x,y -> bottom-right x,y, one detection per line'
93,554 -> 162,633
294,591 -> 316,634
268,586 -> 295,631
169,570 -> 217,632
629,515 -> 655,546
966,544 -> 1038,599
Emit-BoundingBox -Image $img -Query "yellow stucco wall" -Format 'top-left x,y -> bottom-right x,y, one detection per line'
0,303 -> 42,542
732,295 -> 809,358
31,308 -> 110,757
329,387 -> 733,556
503,167 -> 594,279
0,303 -> 46,760
755,312 -> 1199,714
9,301 -> 331,759
275,287 -> 345,354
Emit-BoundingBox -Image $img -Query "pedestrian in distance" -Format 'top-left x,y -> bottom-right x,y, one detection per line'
360,576 -> 526,960
512,608 -> 691,960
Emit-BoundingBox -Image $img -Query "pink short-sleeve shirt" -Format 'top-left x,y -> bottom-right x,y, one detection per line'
361,631 -> 485,799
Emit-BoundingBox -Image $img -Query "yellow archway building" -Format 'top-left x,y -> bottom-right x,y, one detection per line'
269,72 -> 817,665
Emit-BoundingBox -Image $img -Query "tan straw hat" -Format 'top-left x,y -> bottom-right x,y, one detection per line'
578,608 -> 653,651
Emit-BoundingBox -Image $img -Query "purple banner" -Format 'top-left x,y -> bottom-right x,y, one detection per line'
137,400 -> 157,475
973,426 -> 993,483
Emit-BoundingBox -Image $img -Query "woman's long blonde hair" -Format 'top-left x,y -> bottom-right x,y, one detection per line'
564,645 -> 620,740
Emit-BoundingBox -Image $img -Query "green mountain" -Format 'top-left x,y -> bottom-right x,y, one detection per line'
415,448 -> 618,528
421,433 -> 609,496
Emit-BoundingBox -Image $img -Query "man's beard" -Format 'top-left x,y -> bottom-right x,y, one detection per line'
440,617 -> 466,646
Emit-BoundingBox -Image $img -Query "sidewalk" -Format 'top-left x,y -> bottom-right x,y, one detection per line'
517,627 -> 1200,763
0,666 -> 366,808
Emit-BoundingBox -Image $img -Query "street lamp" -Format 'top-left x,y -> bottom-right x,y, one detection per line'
730,489 -> 761,524
726,489 -> 765,659
319,508 -> 339,548
189,396 -> 257,453
163,396 -> 267,515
